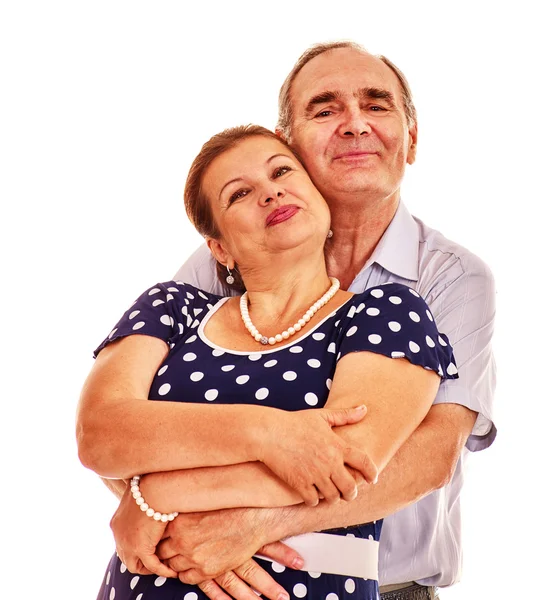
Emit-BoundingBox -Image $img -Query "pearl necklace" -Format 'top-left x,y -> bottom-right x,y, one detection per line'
240,277 -> 340,345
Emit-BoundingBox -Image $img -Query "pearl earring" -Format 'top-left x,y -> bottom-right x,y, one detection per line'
327,229 -> 333,239
226,266 -> 235,285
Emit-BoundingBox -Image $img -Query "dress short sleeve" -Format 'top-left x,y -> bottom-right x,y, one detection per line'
337,283 -> 458,380
93,281 -> 192,358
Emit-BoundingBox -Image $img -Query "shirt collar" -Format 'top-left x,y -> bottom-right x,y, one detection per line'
364,201 -> 420,281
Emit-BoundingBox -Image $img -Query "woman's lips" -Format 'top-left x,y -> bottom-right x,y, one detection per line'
266,205 -> 300,227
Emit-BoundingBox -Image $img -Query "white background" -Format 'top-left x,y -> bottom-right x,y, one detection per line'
1,1 -> 535,599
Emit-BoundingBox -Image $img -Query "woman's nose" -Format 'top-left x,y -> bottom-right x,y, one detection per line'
260,188 -> 285,206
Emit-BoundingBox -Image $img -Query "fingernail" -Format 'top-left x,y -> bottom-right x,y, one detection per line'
355,405 -> 366,412
292,557 -> 304,569
278,593 -> 290,600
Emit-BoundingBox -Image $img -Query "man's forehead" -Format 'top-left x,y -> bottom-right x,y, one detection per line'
291,48 -> 400,109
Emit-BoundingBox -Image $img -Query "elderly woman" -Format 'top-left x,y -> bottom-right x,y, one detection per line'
76,125 -> 458,600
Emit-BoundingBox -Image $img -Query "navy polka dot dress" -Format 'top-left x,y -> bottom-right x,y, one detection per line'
94,281 -> 458,600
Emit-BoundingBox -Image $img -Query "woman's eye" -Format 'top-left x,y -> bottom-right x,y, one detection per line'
273,165 -> 292,178
229,189 -> 249,204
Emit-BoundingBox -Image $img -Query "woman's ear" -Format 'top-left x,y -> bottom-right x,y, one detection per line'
207,238 -> 234,270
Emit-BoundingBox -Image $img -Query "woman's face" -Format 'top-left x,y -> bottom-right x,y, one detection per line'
202,135 -> 331,270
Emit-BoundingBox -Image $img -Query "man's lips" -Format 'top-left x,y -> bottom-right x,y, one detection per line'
266,205 -> 300,227
333,150 -> 378,160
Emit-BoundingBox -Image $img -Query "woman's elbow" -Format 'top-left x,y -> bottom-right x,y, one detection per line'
76,421 -> 126,478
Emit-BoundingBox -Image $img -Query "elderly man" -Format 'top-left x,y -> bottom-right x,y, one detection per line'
111,42 -> 496,600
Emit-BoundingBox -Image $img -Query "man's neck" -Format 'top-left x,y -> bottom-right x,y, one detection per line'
325,195 -> 399,290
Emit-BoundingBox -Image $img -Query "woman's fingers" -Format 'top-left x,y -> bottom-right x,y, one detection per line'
140,553 -> 178,579
198,579 -> 233,600
345,447 -> 378,484
234,559 -> 291,600
215,569 -> 271,600
319,405 -> 367,427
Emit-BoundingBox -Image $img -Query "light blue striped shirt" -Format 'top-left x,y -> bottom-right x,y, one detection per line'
173,202 -> 496,587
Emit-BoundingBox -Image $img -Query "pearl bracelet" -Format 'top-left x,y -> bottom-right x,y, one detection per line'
129,475 -> 178,523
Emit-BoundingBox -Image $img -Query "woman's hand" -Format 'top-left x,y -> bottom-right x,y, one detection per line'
259,405 -> 378,506
110,485 -> 178,579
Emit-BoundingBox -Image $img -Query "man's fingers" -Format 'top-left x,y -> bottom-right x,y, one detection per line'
215,570 -> 265,600
140,553 -> 178,580
346,447 -> 378,484
256,541 -> 304,570
156,536 -> 180,560
234,558 -> 291,600
198,579 -> 233,600
180,569 -> 209,586
166,554 -> 195,573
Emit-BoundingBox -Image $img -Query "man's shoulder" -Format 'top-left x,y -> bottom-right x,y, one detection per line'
412,215 -> 495,296
174,243 -> 229,296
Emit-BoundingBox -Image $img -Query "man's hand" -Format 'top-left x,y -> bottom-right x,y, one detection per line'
110,486 -> 178,578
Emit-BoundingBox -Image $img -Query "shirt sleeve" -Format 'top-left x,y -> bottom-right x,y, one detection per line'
337,283 -> 459,382
173,243 -> 231,296
423,255 -> 496,452
93,281 -> 190,358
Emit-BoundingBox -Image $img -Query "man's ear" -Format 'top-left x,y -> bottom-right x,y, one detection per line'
407,121 -> 418,165
207,238 -> 234,270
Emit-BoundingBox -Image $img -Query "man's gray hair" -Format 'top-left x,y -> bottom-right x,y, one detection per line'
277,41 -> 417,141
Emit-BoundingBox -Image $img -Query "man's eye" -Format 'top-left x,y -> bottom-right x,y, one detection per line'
370,105 -> 387,112
229,189 -> 249,203
273,165 -> 292,178
315,110 -> 332,118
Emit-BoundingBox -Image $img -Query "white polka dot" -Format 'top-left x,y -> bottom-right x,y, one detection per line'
186,292 -> 195,299
312,332 -> 326,341
106,571 -> 111,585
327,342 -> 336,353
109,588 -> 116,600
293,583 -> 307,598
184,299 -> 189,305
366,307 -> 380,316
189,317 -> 197,327
438,364 -> 444,376
426,335 -> 435,348
426,309 -> 434,321
190,371 -> 204,382
212,349 -> 225,357
158,383 -> 171,395
181,306 -> 189,316
183,352 -> 197,361
198,291 -> 208,300
370,289 -> 384,298
129,310 -> 140,320
193,308 -> 203,317
249,353 -> 262,361
148,288 -> 160,296
132,321 -> 145,330
152,299 -> 164,307
264,359 -> 278,367
157,365 -> 168,376
308,571 -> 321,578
184,593 -> 198,600
167,286 -> 179,292
409,341 -> 420,353
409,311 -> 420,322
271,561 -> 286,573
346,533 -> 356,537
392,351 -> 405,358
345,579 -> 356,593
326,378 -> 332,390
283,371 -> 297,381
307,358 -> 321,368
438,335 -> 448,347
221,365 -> 235,372
368,334 -> 382,344
154,576 -> 167,587
346,325 -> 358,337
166,294 -> 174,302
205,389 -> 218,401
447,362 -> 458,375
160,315 -> 174,327
355,303 -> 366,314
185,335 -> 197,343
178,323 -> 184,335
130,576 -> 139,589
389,296 -> 402,304
334,320 -> 341,326
236,375 -> 250,385
326,594 -> 339,600
305,392 -> 318,406
108,329 -> 117,339
388,321 -> 401,332
135,595 -> 143,600
369,534 -> 374,540
256,388 -> 269,400
290,346 -> 303,353
409,288 -> 420,297
347,305 -> 356,318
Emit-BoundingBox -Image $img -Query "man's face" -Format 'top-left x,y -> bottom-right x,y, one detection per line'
288,48 -> 417,205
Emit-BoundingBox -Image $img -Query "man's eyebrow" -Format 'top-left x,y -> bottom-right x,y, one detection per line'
361,87 -> 396,107
304,91 -> 342,115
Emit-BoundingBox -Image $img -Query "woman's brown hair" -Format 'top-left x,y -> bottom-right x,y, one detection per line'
184,124 -> 303,292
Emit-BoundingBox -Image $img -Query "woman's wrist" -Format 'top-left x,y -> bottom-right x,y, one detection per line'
129,475 -> 179,523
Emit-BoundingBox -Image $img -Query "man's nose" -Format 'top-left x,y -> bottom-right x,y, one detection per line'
338,107 -> 372,137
